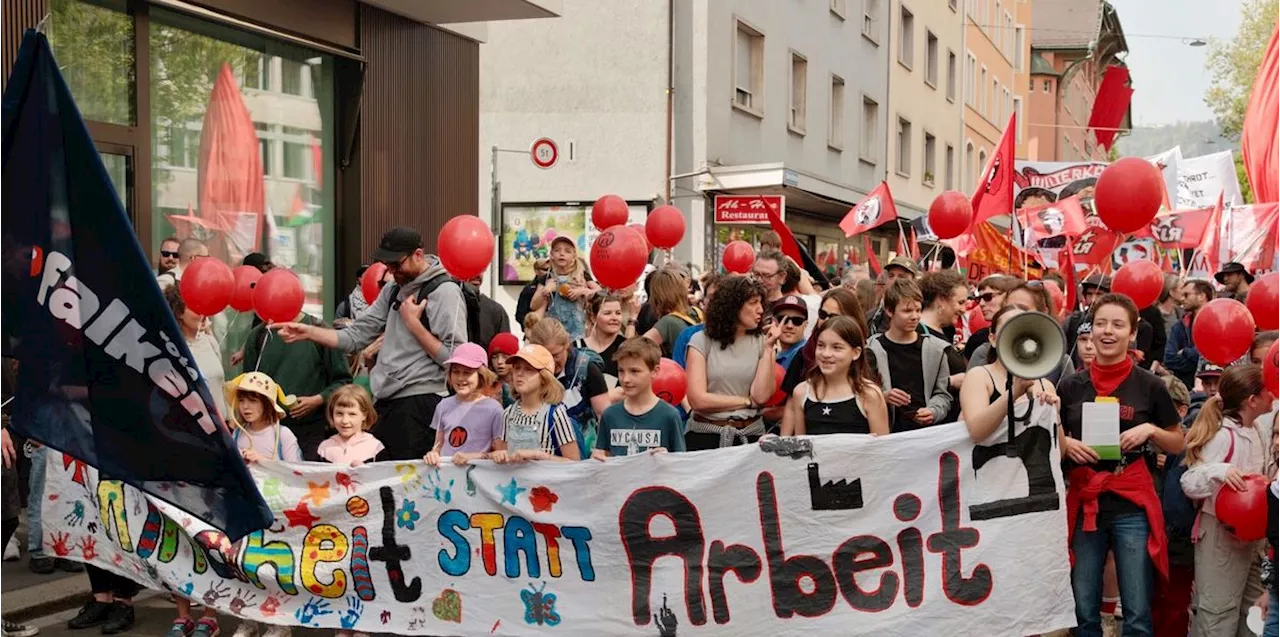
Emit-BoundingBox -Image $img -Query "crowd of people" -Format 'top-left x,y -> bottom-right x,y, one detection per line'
1,224 -> 1277,637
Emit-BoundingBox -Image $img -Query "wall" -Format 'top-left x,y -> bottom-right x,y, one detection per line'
962,0 -> 1023,190
1,0 -> 46,89
887,0 -> 966,216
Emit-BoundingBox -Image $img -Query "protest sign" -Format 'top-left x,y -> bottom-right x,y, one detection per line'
1177,151 -> 1245,208
39,418 -> 1074,636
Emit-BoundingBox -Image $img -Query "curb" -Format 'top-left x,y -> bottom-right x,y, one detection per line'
5,574 -> 92,622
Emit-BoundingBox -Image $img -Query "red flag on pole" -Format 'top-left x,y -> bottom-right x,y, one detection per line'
1242,25 -> 1279,204
841,181 -> 899,236
909,227 -> 920,261
1087,66 -> 1134,152
972,114 -> 1017,228
1062,236 -> 1078,314
1199,191 -> 1226,273
863,234 -> 882,277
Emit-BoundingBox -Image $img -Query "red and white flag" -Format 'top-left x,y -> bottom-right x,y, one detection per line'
972,114 -> 1017,228
1016,195 -> 1089,242
841,181 -> 898,237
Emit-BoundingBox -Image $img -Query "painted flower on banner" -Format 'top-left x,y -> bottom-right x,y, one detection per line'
396,499 -> 420,531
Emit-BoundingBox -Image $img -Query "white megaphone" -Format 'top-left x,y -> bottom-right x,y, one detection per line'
995,311 -> 1065,381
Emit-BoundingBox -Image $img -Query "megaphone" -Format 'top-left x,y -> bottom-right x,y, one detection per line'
995,311 -> 1065,380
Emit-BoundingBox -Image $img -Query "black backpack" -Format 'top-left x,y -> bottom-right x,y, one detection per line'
390,273 -> 483,345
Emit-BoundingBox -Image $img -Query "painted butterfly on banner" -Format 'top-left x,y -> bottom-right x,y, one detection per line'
521,582 -> 561,626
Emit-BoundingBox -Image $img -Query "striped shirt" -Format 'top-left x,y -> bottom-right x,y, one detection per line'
501,403 -> 577,455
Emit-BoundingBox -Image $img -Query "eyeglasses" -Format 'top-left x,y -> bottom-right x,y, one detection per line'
160,250 -> 179,258
384,254 -> 411,272
775,315 -> 806,327
817,309 -> 841,321
976,292 -> 998,303
751,269 -> 781,280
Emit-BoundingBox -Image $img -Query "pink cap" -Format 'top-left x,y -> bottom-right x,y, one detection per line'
444,342 -> 489,369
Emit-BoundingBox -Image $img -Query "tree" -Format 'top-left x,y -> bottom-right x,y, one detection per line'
1205,0 -> 1278,139
1235,151 -> 1255,204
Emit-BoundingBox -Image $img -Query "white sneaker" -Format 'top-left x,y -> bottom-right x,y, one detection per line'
230,621 -> 259,637
3,536 -> 19,562
259,626 -> 291,637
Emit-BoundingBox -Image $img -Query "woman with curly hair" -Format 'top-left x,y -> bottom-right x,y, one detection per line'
685,275 -> 782,450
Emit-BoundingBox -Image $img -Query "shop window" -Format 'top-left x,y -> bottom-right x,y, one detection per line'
47,0 -> 135,125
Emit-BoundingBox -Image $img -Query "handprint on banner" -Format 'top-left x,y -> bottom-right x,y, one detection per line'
77,536 -> 97,560
229,590 -> 258,616
203,581 -> 231,606
654,594 -> 679,637
179,581 -> 195,597
464,465 -> 477,497
407,606 -> 427,630
341,597 -> 364,629
335,472 -> 359,493
260,477 -> 288,509
86,521 -> 97,534
64,501 -> 85,526
49,532 -> 71,557
295,598 -> 333,627
424,468 -> 454,504
395,464 -> 422,490
380,610 -> 391,624
259,594 -> 281,617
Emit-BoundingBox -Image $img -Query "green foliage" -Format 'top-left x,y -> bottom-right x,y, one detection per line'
1205,0 -> 1278,140
1235,150 -> 1255,204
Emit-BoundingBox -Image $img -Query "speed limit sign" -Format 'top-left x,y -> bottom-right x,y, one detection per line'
530,137 -> 558,170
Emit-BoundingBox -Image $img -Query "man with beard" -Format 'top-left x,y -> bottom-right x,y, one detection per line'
1214,261 -> 1254,301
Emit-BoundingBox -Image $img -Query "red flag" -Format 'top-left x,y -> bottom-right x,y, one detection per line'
909,227 -> 920,261
1070,227 -> 1124,268
760,195 -> 830,286
1136,205 -> 1216,249
1087,66 -> 1134,151
1016,195 -> 1089,241
971,114 -> 1017,228
1199,192 -> 1226,273
841,181 -> 899,236
1242,25 -> 1279,203
863,234 -> 882,276
1062,237 -> 1078,313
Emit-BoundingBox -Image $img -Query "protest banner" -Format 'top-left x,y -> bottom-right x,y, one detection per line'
39,416 -> 1074,636
1177,150 -> 1245,208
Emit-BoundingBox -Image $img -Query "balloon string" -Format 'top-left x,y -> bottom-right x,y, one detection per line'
253,327 -> 270,373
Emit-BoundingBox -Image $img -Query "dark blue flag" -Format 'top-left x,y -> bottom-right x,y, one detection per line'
1,30 -> 271,541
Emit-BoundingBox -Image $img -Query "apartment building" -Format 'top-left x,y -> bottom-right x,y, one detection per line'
962,0 -> 1032,191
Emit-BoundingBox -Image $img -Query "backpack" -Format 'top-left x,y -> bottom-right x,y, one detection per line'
390,273 -> 483,345
560,348 -> 605,448
1162,427 -> 1235,538
545,403 -> 589,460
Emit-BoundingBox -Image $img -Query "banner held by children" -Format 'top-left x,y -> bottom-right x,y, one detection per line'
39,417 -> 1074,636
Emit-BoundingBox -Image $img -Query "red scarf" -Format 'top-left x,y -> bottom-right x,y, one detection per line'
1089,357 -> 1133,398
1067,462 -> 1169,582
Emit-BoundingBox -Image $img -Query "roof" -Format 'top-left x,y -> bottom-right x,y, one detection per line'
1031,0 -> 1103,49
1029,52 -> 1060,76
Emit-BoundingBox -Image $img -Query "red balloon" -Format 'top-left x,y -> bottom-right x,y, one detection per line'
763,363 -> 787,407
628,223 -> 654,253
1110,259 -> 1164,309
646,205 -> 686,249
653,358 -> 687,406
1264,341 -> 1279,397
927,190 -> 974,240
437,216 -> 494,280
591,194 -> 629,231
722,240 -> 755,274
253,269 -> 305,324
1094,157 -> 1165,234
1192,298 -> 1257,366
1215,474 -> 1271,541
361,262 -> 389,305
229,265 -> 262,312
589,225 -> 648,289
1246,272 -> 1279,331
179,257 -> 233,316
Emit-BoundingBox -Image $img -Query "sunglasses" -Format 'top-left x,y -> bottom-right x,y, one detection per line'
976,292 -> 998,303
775,315 -> 806,327
817,309 -> 841,321
160,250 -> 179,258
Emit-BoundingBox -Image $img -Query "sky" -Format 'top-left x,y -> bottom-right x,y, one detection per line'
1109,0 -> 1245,126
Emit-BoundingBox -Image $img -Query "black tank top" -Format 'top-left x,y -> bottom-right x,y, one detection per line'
803,386 -> 871,435
982,366 -> 1002,404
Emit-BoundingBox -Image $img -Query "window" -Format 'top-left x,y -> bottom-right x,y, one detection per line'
861,96 -> 879,162
734,21 -> 765,114
863,0 -> 881,41
829,75 -> 846,149
965,53 -> 977,105
1014,25 -> 1025,71
950,0 -> 958,10
946,50 -> 957,101
241,54 -> 272,91
993,78 -> 1001,121
1004,12 -> 1013,57
945,144 -> 955,189
789,52 -> 807,133
896,116 -> 912,176
280,58 -> 308,96
1013,96 -> 1023,142
898,6 -> 914,68
964,142 -> 975,191
977,149 -> 987,187
47,0 -> 135,125
994,2 -> 1002,42
830,0 -> 846,19
923,133 -> 937,186
925,31 -> 939,87
158,122 -> 200,169
1043,79 -> 1051,93
980,66 -> 987,115
1063,134 -> 1071,159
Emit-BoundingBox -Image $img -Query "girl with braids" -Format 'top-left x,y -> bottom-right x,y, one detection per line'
778,316 -> 887,436
1181,364 -> 1274,637
685,275 -> 781,450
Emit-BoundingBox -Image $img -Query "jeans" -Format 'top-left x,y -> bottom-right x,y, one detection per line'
26,444 -> 46,557
1073,512 -> 1154,637
1263,579 -> 1278,637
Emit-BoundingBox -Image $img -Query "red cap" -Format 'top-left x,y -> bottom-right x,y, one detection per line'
488,332 -> 520,357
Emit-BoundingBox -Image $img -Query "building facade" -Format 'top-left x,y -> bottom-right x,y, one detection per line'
961,0 -> 1031,192
1025,0 -> 1129,162
885,0 -> 965,220
2,0 -> 559,318
479,0 -> 891,314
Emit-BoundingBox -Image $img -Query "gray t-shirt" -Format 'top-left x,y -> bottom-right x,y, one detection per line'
688,331 -> 766,420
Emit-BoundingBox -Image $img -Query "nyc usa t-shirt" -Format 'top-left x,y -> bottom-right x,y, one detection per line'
596,400 -> 687,456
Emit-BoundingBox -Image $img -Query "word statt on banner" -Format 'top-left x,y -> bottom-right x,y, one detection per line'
40,417 -> 1074,636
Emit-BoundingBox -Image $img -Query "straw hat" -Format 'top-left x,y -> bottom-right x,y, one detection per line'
223,372 -> 295,417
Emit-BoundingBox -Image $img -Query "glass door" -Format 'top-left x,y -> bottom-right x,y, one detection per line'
95,143 -> 135,227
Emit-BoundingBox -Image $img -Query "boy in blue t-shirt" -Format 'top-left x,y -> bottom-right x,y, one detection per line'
593,338 -> 687,459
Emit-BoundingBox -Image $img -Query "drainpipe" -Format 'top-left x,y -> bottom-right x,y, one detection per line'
664,0 -> 675,203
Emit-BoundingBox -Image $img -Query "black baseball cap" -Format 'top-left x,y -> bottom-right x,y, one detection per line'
371,227 -> 423,263
241,252 -> 272,270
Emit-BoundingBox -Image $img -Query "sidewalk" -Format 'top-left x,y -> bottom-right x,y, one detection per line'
2,519 -> 92,621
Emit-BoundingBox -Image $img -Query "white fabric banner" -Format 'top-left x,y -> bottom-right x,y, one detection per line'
38,411 -> 1073,636
1177,150 -> 1244,208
